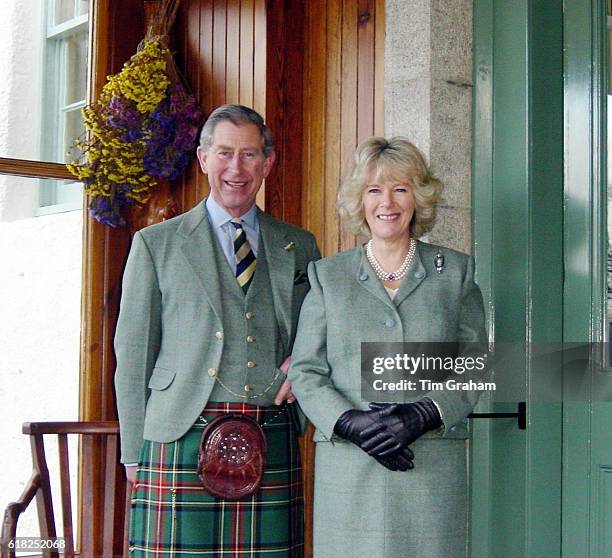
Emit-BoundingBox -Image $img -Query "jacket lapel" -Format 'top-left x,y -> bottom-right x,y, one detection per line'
393,241 -> 427,306
354,246 -> 397,310
258,210 -> 296,350
177,200 -> 224,323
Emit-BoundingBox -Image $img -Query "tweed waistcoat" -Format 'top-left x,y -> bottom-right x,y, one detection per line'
208,234 -> 285,405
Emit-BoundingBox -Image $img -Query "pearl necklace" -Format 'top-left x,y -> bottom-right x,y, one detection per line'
366,239 -> 416,282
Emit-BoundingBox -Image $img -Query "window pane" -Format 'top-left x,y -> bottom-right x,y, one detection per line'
64,107 -> 85,162
39,178 -> 83,209
78,0 -> 90,16
55,0 -> 76,25
65,30 -> 88,105
0,2 -> 88,163
0,175 -> 81,539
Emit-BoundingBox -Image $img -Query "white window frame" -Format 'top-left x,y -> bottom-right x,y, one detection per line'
37,0 -> 89,215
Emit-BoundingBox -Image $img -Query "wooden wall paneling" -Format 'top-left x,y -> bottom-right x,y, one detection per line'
357,0 -> 376,142
199,0 -> 215,114
253,0 -> 267,118
226,0 -> 241,103
178,0 -> 207,210
324,0 -> 343,256
374,0 -> 385,135
239,0 -> 255,106
278,0 -> 306,225
339,0 -> 359,252
302,0 -> 384,256
254,0 -> 267,209
265,0 -> 305,224
212,0 -> 228,107
302,0 -> 327,248
194,0 -> 214,206
263,0 -> 285,219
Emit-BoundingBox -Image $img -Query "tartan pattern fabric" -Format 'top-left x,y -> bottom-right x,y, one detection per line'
130,402 -> 303,557
230,219 -> 256,293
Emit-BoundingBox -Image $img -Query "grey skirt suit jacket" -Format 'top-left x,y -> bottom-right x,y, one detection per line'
288,241 -> 487,558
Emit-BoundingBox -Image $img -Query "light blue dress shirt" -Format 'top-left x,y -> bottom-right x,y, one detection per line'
205,196 -> 260,274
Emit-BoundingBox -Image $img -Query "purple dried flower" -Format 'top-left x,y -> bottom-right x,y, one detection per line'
143,83 -> 201,179
88,189 -> 134,227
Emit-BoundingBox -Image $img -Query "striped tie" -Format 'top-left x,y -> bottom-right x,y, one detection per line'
230,219 -> 256,292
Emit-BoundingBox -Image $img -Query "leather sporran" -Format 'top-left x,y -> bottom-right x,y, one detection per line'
197,413 -> 267,500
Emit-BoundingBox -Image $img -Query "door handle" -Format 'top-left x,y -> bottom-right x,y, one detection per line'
468,401 -> 526,429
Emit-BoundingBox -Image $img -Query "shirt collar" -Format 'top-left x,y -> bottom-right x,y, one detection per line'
205,196 -> 259,231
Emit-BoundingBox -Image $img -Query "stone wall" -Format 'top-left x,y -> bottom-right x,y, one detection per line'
385,0 -> 473,253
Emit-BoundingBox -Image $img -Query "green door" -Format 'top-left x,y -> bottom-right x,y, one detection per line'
562,1 -> 612,557
470,1 -> 612,556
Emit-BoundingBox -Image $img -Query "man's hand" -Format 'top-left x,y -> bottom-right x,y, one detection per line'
125,464 -> 138,484
274,356 -> 296,405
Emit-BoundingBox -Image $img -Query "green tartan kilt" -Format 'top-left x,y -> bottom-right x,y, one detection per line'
130,402 -> 304,557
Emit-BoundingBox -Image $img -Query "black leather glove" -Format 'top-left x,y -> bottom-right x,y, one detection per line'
334,409 -> 414,471
359,398 -> 442,457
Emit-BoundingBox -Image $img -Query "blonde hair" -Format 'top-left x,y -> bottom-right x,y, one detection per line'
337,137 -> 443,238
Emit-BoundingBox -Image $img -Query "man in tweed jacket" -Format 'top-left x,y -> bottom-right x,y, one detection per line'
114,104 -> 320,556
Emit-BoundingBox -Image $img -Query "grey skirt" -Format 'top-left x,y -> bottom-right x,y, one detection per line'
313,437 -> 468,558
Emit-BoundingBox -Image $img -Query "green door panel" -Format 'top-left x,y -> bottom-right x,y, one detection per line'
563,1 -> 612,558
471,1 -> 563,556
592,402 -> 612,557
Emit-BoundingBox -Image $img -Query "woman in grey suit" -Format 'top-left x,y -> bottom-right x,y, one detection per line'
288,137 -> 487,558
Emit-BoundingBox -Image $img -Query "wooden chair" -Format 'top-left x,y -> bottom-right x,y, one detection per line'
0,422 -> 130,558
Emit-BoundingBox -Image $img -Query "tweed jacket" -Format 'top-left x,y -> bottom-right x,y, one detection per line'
288,240 -> 487,443
114,199 -> 320,463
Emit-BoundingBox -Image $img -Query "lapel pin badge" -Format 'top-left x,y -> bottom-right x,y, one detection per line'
434,251 -> 445,274
284,241 -> 295,252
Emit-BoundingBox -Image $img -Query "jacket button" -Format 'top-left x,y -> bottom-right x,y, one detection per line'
247,361 -> 255,368
215,331 -> 224,340
359,274 -> 368,281
385,319 -> 395,328
246,335 -> 255,343
207,368 -> 217,377
415,270 -> 425,279
244,384 -> 252,392
246,311 -> 254,319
